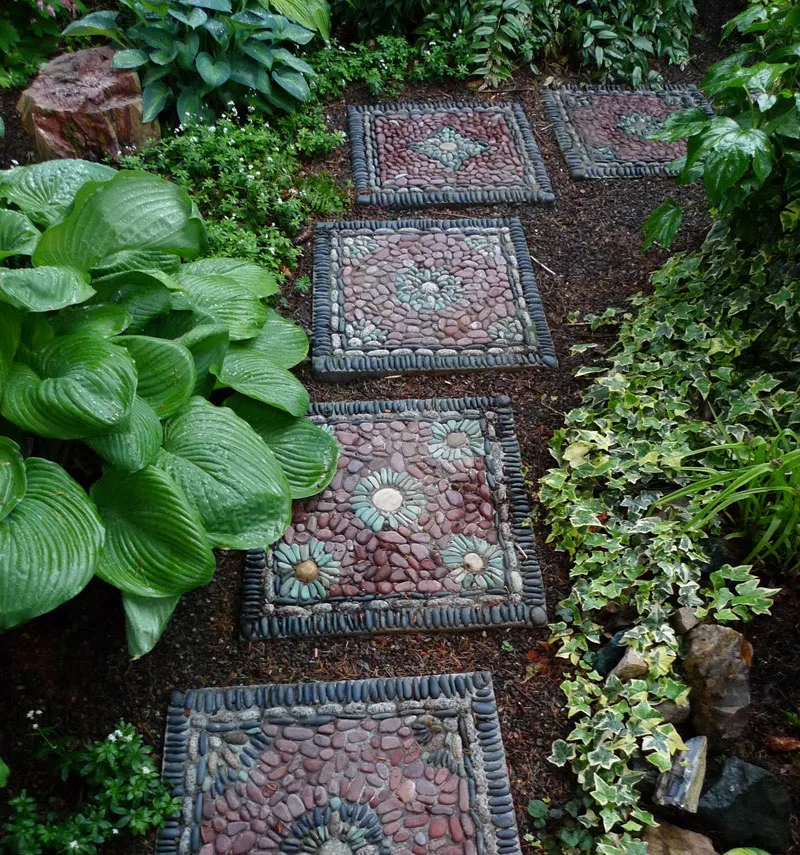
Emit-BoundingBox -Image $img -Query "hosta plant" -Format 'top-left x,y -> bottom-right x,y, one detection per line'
0,159 -> 338,656
64,0 -> 330,121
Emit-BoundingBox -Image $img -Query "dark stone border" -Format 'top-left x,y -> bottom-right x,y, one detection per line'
157,672 -> 523,855
241,396 -> 546,641
541,84 -> 714,179
311,217 -> 557,382
348,101 -> 555,206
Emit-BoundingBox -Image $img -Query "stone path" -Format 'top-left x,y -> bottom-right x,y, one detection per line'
311,218 -> 556,382
240,397 -> 545,641
158,673 -> 519,855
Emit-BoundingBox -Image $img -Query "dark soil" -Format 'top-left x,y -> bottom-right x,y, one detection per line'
1,21 -> 797,855
0,88 -> 36,169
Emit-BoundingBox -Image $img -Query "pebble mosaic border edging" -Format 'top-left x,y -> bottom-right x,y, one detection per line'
348,101 -> 555,206
311,218 -> 557,383
241,396 -> 546,641
541,84 -> 714,179
157,672 -> 523,855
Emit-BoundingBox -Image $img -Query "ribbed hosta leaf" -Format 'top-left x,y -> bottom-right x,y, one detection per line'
84,396 -> 162,472
91,465 -> 215,597
227,395 -> 338,498
156,397 -> 292,548
0,457 -> 105,631
122,592 -> 180,658
239,307 -> 308,367
0,437 -> 26,522
0,305 -> 22,395
171,273 -> 266,340
268,0 -> 329,38
176,258 -> 278,297
0,210 -> 40,260
1,333 -> 137,439
32,172 -> 208,273
176,323 -> 229,395
117,335 -> 196,418
0,266 -> 94,312
92,271 -> 175,333
50,304 -> 132,338
90,249 -> 182,276
0,160 -> 116,227
212,349 -> 309,416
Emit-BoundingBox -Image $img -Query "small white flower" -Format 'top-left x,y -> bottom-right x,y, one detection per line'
10,159 -> 19,166
107,733 -> 117,742
112,829 -> 119,836
69,843 -> 79,850
26,710 -> 35,719
141,765 -> 154,775
32,723 -> 39,730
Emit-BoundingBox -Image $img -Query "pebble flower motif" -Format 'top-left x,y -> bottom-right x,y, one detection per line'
441,535 -> 505,591
488,316 -> 526,344
281,801 -> 389,855
616,111 -> 664,139
342,234 -> 380,260
408,126 -> 490,170
345,318 -> 388,347
273,539 -> 342,603
394,263 -> 464,311
428,419 -> 484,461
351,468 -> 425,531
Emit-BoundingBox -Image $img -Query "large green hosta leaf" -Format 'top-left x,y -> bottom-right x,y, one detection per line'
268,0 -> 330,39
0,266 -> 94,313
0,437 -> 25,522
0,210 -> 40,260
32,172 -> 208,273
0,305 -> 22,396
92,270 -> 175,332
170,273 -> 266,339
176,323 -> 229,395
84,396 -> 162,472
1,333 -> 137,439
0,455 -> 105,631
212,349 -> 309,416
227,395 -> 338,498
91,465 -> 215,597
175,258 -> 278,298
237,307 -> 308,367
0,160 -> 116,228
50,304 -> 132,338
122,592 -> 180,658
156,397 -> 292,548
116,335 -> 196,418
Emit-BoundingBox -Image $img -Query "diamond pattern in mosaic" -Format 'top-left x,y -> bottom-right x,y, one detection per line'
311,219 -> 556,382
158,673 -> 522,855
348,101 -> 554,205
542,85 -> 714,179
240,397 -> 546,641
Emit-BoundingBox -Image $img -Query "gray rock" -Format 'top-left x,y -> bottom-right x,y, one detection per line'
609,648 -> 648,682
672,607 -> 699,635
654,698 -> 691,725
683,624 -> 752,746
643,822 -> 718,855
697,757 -> 792,852
654,736 -> 707,813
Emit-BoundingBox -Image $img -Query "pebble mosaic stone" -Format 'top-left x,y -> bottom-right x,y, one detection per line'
541,85 -> 714,179
241,397 -> 546,641
311,218 -> 556,382
348,102 -> 555,206
157,673 -> 522,855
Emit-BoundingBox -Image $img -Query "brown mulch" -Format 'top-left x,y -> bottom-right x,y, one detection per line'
1,17 -> 797,853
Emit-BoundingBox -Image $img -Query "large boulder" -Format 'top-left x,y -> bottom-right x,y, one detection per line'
697,757 -> 792,852
682,624 -> 752,746
643,822 -> 718,855
17,47 -> 159,161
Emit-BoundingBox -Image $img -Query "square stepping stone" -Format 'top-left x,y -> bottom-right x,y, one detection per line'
158,672 -> 522,855
241,397 -> 546,641
348,101 -> 554,206
542,85 -> 713,178
311,218 -> 556,382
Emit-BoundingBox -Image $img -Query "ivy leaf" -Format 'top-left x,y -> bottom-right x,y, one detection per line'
548,739 -> 576,766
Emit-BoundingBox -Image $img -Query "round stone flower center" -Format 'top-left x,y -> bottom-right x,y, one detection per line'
420,280 -> 440,294
318,841 -> 355,855
446,431 -> 468,448
294,559 -> 320,582
372,486 -> 404,513
462,552 -> 485,574
439,141 -> 458,152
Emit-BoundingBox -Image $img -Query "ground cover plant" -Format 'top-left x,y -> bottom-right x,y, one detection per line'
0,159 -> 338,658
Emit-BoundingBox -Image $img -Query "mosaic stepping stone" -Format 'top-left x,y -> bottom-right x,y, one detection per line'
311,218 -> 556,382
542,84 -> 713,179
241,397 -> 546,641
348,101 -> 555,206
157,672 -> 522,855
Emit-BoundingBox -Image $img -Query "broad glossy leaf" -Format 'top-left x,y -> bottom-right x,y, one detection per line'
156,397 -> 292,548
0,210 -> 40,260
90,249 -> 182,276
62,9 -> 121,38
0,457 -> 104,631
143,81 -> 170,123
0,437 -> 26,523
2,333 -> 137,439
268,0 -> 329,39
270,46 -> 315,76
181,0 -> 232,10
176,323 -> 229,395
227,395 -> 337,498
642,198 -> 683,250
92,270 -> 176,332
84,395 -> 162,472
112,49 -> 149,69
0,305 -> 22,395
33,172 -> 207,272
50,304 -> 132,338
196,51 -> 231,86
242,40 -> 275,68
169,6 -> 207,27
202,16 -> 231,45
91,465 -> 215,597
117,335 -> 196,418
212,349 -> 309,416
0,160 -> 116,227
260,17 -> 314,44
0,266 -> 94,312
171,273 -> 266,339
272,68 -> 310,101
176,257 -> 278,297
240,307 -> 308,366
123,592 -> 180,658
176,30 -> 200,70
